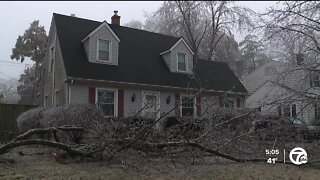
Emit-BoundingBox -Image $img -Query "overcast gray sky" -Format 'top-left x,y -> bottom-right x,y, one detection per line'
0,1 -> 276,80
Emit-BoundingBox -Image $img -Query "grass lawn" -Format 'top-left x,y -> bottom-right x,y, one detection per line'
1,147 -> 320,179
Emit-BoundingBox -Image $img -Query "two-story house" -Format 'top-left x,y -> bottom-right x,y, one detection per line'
243,58 -> 320,124
43,12 -> 248,119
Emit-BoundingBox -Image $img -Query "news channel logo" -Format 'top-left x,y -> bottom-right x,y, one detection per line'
289,147 -> 308,165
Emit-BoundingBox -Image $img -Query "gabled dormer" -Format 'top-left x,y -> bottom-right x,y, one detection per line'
81,16 -> 120,66
160,38 -> 194,74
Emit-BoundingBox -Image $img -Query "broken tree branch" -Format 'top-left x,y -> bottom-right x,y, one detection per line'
0,139 -> 85,156
13,126 -> 84,142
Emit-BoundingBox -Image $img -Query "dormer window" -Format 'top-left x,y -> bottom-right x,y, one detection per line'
177,52 -> 187,72
97,39 -> 111,61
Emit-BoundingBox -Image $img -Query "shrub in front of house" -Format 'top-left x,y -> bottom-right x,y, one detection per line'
16,104 -> 105,144
17,107 -> 46,133
162,116 -> 204,141
101,116 -> 156,140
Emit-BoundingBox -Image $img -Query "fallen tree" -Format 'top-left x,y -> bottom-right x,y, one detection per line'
0,125 -> 266,163
0,126 -> 85,156
2,104 -> 320,166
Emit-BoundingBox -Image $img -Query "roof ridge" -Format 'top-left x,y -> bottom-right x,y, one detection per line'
53,12 -> 180,41
198,59 -> 228,65
114,24 -> 180,40
53,12 -> 102,24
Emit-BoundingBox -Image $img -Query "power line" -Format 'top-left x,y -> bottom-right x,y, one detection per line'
0,70 -> 18,80
0,60 -> 33,65
0,64 -> 31,68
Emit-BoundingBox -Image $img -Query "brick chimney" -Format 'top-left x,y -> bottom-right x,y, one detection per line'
111,10 -> 120,26
297,53 -> 304,65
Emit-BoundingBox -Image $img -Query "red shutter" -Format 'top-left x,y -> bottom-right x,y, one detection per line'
219,95 -> 224,107
196,95 -> 201,117
236,98 -> 241,108
175,94 -> 180,116
88,87 -> 96,104
118,89 -> 124,117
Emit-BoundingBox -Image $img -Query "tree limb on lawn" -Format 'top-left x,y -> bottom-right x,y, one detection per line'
0,139 -> 85,156
13,126 -> 84,142
140,140 -> 268,163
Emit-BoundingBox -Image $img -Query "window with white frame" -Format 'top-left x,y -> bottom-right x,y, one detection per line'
97,89 -> 117,116
97,39 -> 110,61
277,104 -> 296,117
54,90 -> 59,107
284,105 -> 291,117
309,71 -> 320,87
224,98 -> 235,109
142,91 -> 160,119
177,52 -> 187,72
49,46 -> 54,73
181,96 -> 195,116
44,96 -> 48,108
291,104 -> 296,117
314,104 -> 320,117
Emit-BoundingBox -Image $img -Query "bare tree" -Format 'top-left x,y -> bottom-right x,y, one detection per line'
244,2 -> 320,126
0,79 -> 20,104
124,20 -> 144,30
263,1 -> 320,63
145,1 -> 255,77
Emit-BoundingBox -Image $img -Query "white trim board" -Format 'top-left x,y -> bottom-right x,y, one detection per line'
180,94 -> 197,118
95,87 -> 118,117
67,76 -> 249,96
141,91 -> 161,119
96,38 -> 112,62
176,52 -> 188,73
160,38 -> 194,55
81,21 -> 120,43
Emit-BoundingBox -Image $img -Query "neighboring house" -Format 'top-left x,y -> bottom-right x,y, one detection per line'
0,79 -> 20,104
43,12 -> 247,119
241,60 -> 286,94
244,58 -> 320,124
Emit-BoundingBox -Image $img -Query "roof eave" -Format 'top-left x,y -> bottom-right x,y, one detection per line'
81,21 -> 120,43
160,50 -> 171,56
160,38 -> 194,56
67,76 -> 248,96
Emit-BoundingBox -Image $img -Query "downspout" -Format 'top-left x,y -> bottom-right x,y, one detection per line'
52,34 -> 56,107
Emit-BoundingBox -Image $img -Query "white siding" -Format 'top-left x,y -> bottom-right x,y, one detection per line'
69,85 -> 245,119
159,91 -> 175,116
85,25 -> 119,65
124,89 -> 142,116
170,41 -> 193,74
277,67 -> 308,91
201,95 -> 220,119
242,61 -> 286,94
69,85 -> 176,117
161,40 -> 193,74
69,85 -> 88,104
245,81 -> 314,124
162,52 -> 171,70
83,39 -> 89,58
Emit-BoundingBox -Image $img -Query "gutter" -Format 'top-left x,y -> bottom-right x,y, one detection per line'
67,76 -> 249,96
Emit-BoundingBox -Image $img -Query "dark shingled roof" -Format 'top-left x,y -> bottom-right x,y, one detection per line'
53,13 -> 247,94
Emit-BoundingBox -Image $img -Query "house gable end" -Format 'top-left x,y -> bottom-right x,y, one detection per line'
82,21 -> 119,66
81,21 -> 120,43
44,14 -> 68,107
242,60 -> 286,94
160,38 -> 194,75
